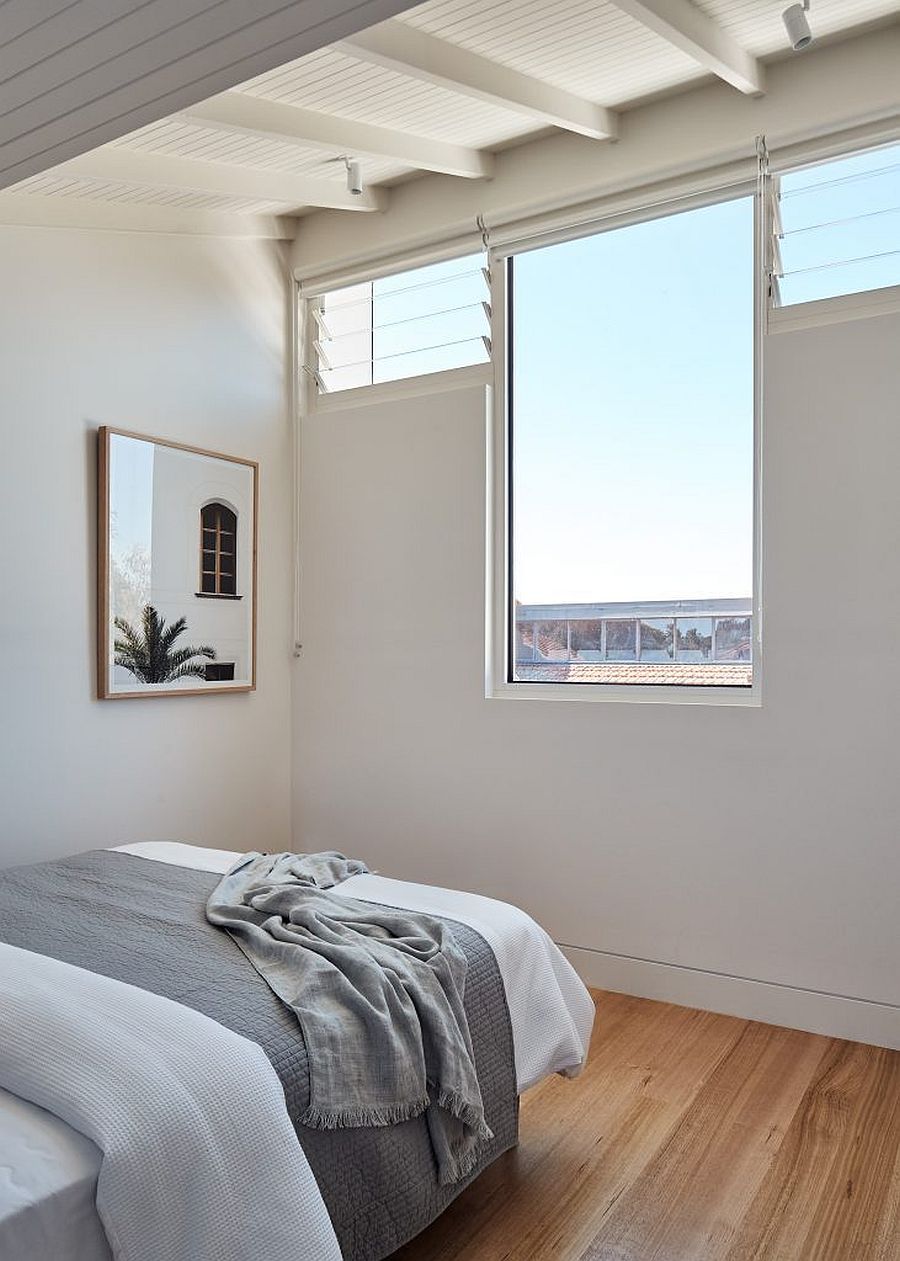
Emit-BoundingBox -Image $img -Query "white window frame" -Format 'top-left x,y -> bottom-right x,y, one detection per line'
485,184 -> 764,707
291,120 -> 900,700
298,251 -> 493,416
766,129 -> 900,335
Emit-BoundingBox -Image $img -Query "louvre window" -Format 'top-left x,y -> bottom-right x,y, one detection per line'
309,253 -> 491,394
771,141 -> 900,307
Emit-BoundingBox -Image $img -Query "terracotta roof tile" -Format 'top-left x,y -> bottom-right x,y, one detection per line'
515,662 -> 752,687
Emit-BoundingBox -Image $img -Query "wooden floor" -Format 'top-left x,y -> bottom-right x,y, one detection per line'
396,990 -> 900,1261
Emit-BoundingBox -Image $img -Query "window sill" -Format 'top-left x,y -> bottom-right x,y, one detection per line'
487,679 -> 761,707
768,282 -> 900,334
309,362 -> 491,414
195,592 -> 243,600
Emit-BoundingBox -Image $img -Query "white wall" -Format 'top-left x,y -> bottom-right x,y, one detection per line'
0,226 -> 293,868
293,310 -> 900,1048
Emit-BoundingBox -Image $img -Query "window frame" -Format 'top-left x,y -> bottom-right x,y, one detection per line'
299,251 -> 493,414
766,134 -> 900,334
291,123 -> 900,695
486,183 -> 764,706
198,501 -> 241,600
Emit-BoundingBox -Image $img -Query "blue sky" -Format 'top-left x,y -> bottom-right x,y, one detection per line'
511,196 -> 755,604
109,432 -> 154,562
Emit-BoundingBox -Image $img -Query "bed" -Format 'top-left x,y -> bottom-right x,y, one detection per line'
0,842 -> 594,1261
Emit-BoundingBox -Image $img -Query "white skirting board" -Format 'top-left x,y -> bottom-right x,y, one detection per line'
560,944 -> 900,1051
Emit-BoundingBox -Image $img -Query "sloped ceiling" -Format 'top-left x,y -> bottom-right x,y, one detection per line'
0,0 -> 421,191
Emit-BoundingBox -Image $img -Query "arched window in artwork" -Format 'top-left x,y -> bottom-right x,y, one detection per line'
200,502 -> 237,597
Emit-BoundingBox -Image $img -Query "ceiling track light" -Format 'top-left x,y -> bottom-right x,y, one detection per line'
783,0 -> 813,51
343,156 -> 363,196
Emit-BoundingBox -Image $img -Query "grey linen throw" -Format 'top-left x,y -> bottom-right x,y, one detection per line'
206,850 -> 493,1185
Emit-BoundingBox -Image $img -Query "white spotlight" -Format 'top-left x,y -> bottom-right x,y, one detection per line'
783,1 -> 812,51
344,158 -> 363,196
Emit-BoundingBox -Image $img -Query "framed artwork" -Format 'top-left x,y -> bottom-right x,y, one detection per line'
97,427 -> 258,699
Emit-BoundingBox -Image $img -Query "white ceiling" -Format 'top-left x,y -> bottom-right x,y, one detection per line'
241,46 -> 537,147
400,0 -> 702,105
1,0 -> 897,237
698,0 -> 897,54
0,0 -> 421,189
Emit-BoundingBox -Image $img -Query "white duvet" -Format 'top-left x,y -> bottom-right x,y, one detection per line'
0,942 -> 343,1261
0,843 -> 595,1261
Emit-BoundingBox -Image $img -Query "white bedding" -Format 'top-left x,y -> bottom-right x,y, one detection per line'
0,942 -> 342,1261
0,843 -> 595,1261
0,1091 -> 110,1261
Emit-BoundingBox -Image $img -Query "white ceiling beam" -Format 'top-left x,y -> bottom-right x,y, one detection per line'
0,195 -> 297,238
339,23 -> 617,140
607,0 -> 764,95
54,148 -> 387,212
185,92 -> 494,180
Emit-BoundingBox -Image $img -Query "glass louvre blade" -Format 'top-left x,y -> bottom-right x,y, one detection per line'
321,265 -> 487,314
773,141 -> 900,307
319,336 -> 490,392
312,254 -> 489,393
320,300 -> 490,344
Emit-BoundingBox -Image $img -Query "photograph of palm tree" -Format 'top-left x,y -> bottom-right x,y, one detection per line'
114,606 -> 216,685
98,427 -> 257,698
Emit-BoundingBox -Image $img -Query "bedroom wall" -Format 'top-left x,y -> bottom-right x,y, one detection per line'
292,309 -> 900,1049
0,226 -> 293,868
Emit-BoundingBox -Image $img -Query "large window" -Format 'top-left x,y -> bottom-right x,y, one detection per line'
772,140 -> 900,307
507,196 -> 755,689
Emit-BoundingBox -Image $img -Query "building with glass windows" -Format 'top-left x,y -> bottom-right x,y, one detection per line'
515,598 -> 752,685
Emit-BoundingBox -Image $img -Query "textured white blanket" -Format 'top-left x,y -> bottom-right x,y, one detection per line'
0,942 -> 342,1261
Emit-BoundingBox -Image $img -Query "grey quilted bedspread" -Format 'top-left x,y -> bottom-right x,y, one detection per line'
0,850 -> 518,1261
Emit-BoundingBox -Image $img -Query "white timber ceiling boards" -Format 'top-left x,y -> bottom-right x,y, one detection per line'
601,0 -> 763,93
338,21 -> 620,137
0,0 -> 896,238
0,0 -> 422,190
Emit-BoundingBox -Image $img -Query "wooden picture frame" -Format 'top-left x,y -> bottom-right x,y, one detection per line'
97,426 -> 258,699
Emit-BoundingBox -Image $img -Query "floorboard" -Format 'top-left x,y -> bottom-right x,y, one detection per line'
393,991 -> 900,1261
